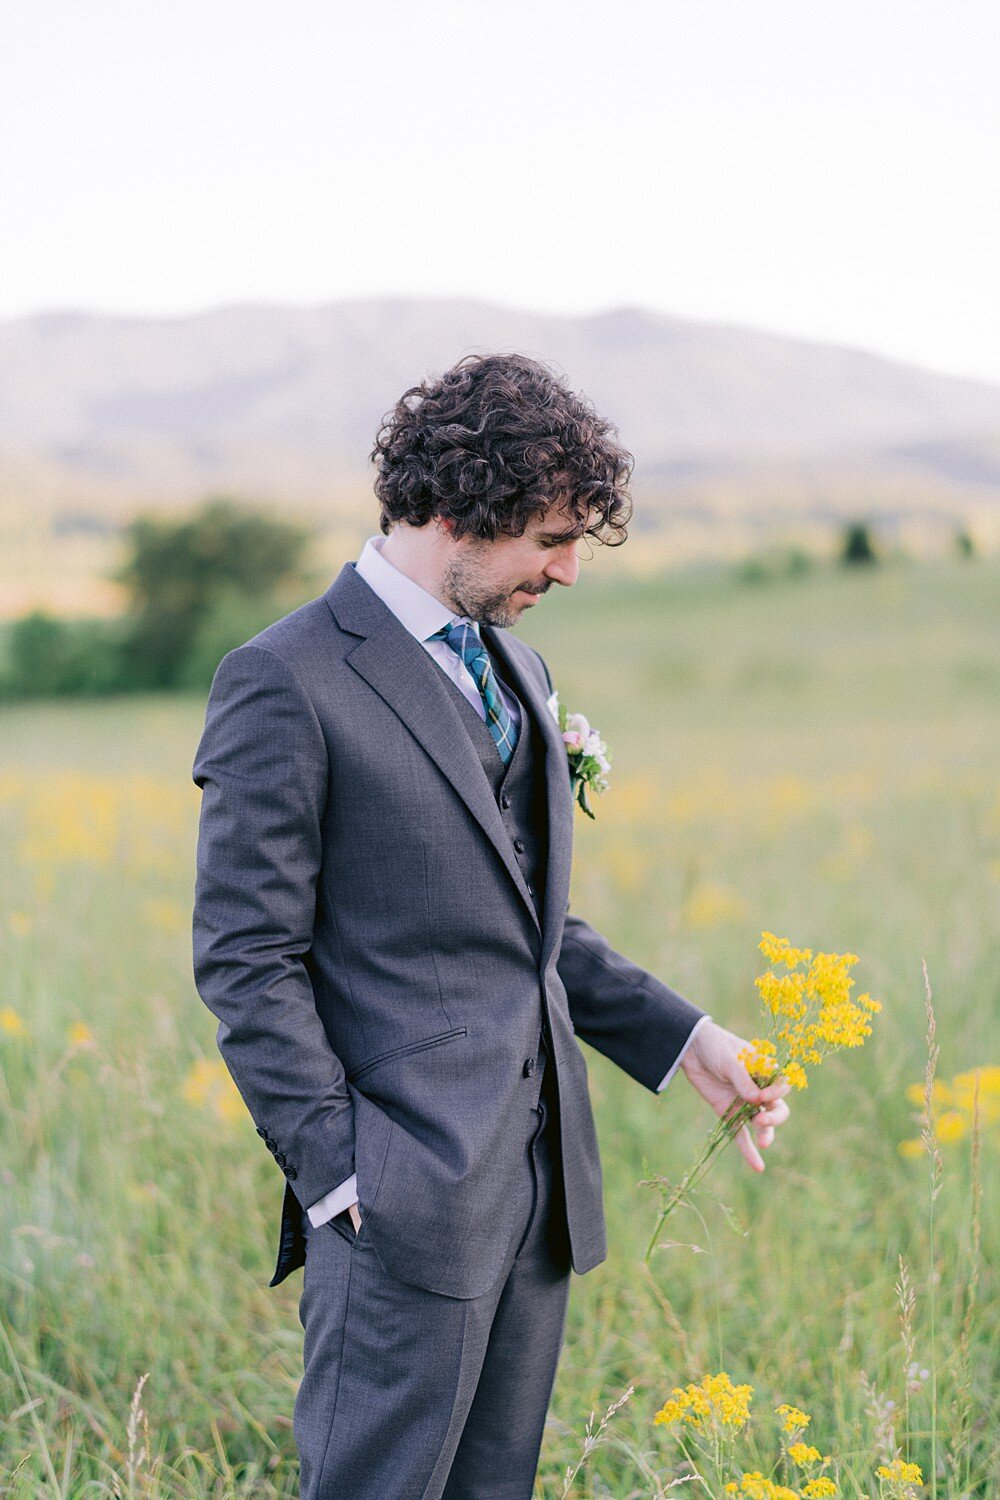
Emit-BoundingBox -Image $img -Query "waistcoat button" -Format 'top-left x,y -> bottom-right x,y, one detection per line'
513,837 -> 525,853
522,1056 -> 536,1077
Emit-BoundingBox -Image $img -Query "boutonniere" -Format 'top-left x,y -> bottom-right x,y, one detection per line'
547,690 -> 610,819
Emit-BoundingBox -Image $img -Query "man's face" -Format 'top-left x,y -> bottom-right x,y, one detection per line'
439,498 -> 589,628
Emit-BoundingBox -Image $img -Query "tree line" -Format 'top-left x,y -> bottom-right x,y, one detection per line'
1,506 -> 981,702
0,500 -> 316,700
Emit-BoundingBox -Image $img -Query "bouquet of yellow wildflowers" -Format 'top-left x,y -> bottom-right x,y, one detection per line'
645,932 -> 881,1261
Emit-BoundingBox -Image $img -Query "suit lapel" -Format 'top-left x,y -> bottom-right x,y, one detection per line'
325,565 -> 542,935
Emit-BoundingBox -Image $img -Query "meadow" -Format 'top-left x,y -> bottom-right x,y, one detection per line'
1,556 -> 997,1497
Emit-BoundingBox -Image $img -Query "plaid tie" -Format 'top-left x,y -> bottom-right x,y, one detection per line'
429,620 -> 519,766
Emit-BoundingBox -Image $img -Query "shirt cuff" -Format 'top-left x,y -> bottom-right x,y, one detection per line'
307,1173 -> 358,1228
655,1014 -> 712,1093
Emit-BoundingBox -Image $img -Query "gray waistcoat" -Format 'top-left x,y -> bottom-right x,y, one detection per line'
434,652 -> 549,936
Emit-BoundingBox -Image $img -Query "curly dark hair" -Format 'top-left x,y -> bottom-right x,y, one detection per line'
370,353 -> 633,545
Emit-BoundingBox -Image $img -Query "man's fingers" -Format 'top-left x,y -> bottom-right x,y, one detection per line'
731,1059 -> 765,1103
754,1098 -> 790,1128
760,1077 -> 792,1102
735,1123 -> 766,1172
730,1062 -> 791,1108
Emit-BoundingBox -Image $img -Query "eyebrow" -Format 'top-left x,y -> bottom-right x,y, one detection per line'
536,523 -> 587,543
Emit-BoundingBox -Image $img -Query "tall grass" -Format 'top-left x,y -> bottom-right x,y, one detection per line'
1,558 -> 997,1495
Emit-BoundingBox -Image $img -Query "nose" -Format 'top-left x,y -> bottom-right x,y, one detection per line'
544,543 -> 580,587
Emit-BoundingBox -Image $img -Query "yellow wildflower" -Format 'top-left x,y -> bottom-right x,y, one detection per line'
756,969 -> 808,1020
759,931 -> 813,967
953,1065 -> 1000,1095
905,1079 -> 952,1110
683,881 -> 746,929
951,1067 -> 1000,1124
653,1371 -> 753,1432
734,1474 -> 801,1500
788,1441 -> 823,1465
9,912 -> 31,936
876,1457 -> 923,1484
183,1057 -> 245,1125
751,936 -> 880,1094
142,898 -> 188,936
0,1007 -> 29,1038
739,1038 -> 778,1082
933,1109 -> 969,1145
802,1481 -> 838,1498
67,1021 -> 97,1051
652,1398 -> 686,1426
901,1064 -> 1000,1154
782,1060 -> 809,1090
776,1403 -> 811,1434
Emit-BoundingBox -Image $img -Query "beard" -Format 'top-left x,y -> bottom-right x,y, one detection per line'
440,552 -> 551,627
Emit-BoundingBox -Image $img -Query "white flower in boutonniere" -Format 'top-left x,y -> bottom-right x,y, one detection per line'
547,690 -> 610,819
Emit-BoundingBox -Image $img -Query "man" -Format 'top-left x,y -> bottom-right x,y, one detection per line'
191,352 -> 791,1499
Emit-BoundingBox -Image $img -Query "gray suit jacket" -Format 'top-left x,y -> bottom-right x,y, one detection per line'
192,561 -> 706,1297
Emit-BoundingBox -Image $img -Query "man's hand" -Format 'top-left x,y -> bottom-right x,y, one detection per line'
680,1019 -> 791,1172
348,1201 -> 362,1233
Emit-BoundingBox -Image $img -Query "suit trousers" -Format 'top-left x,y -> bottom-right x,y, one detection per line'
294,1034 -> 572,1499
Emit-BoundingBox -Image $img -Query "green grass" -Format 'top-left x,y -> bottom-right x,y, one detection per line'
1,556 -> 998,1496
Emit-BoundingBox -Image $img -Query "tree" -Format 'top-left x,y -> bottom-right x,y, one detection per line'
954,526 -> 977,560
2,611 -> 127,697
113,498 -> 315,689
839,520 -> 879,567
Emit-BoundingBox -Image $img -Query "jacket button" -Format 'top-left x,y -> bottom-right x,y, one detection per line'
523,1057 -> 536,1077
513,837 -> 526,854
285,1166 -> 298,1180
255,1127 -> 267,1138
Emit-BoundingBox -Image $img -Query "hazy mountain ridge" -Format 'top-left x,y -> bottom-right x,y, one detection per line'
2,297 -> 999,515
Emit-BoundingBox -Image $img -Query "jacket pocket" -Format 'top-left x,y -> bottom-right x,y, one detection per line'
347,1025 -> 467,1083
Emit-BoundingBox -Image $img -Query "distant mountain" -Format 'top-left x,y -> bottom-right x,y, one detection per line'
2,297 -> 999,518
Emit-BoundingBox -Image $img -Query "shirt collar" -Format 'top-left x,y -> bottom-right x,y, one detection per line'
354,534 -> 480,643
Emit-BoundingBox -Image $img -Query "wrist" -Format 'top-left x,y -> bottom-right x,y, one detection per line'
680,1015 -> 715,1073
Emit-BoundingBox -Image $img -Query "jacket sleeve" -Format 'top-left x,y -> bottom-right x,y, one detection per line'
192,642 -> 355,1209
557,909 -> 708,1091
530,644 -> 709,1092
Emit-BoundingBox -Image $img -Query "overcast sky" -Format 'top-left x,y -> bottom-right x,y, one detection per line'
4,0 -> 999,382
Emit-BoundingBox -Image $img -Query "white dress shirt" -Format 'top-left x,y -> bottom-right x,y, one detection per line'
306,535 -> 710,1227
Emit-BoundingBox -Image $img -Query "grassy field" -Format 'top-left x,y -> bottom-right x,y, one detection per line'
1,556 -> 997,1497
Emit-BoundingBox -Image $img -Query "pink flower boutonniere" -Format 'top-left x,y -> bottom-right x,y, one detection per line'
547,690 -> 610,819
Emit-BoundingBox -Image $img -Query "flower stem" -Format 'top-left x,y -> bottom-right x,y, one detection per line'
645,1099 -> 757,1262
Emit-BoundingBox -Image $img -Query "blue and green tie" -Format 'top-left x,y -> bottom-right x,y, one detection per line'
429,620 -> 519,766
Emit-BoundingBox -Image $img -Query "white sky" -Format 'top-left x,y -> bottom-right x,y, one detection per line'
3,0 -> 999,382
